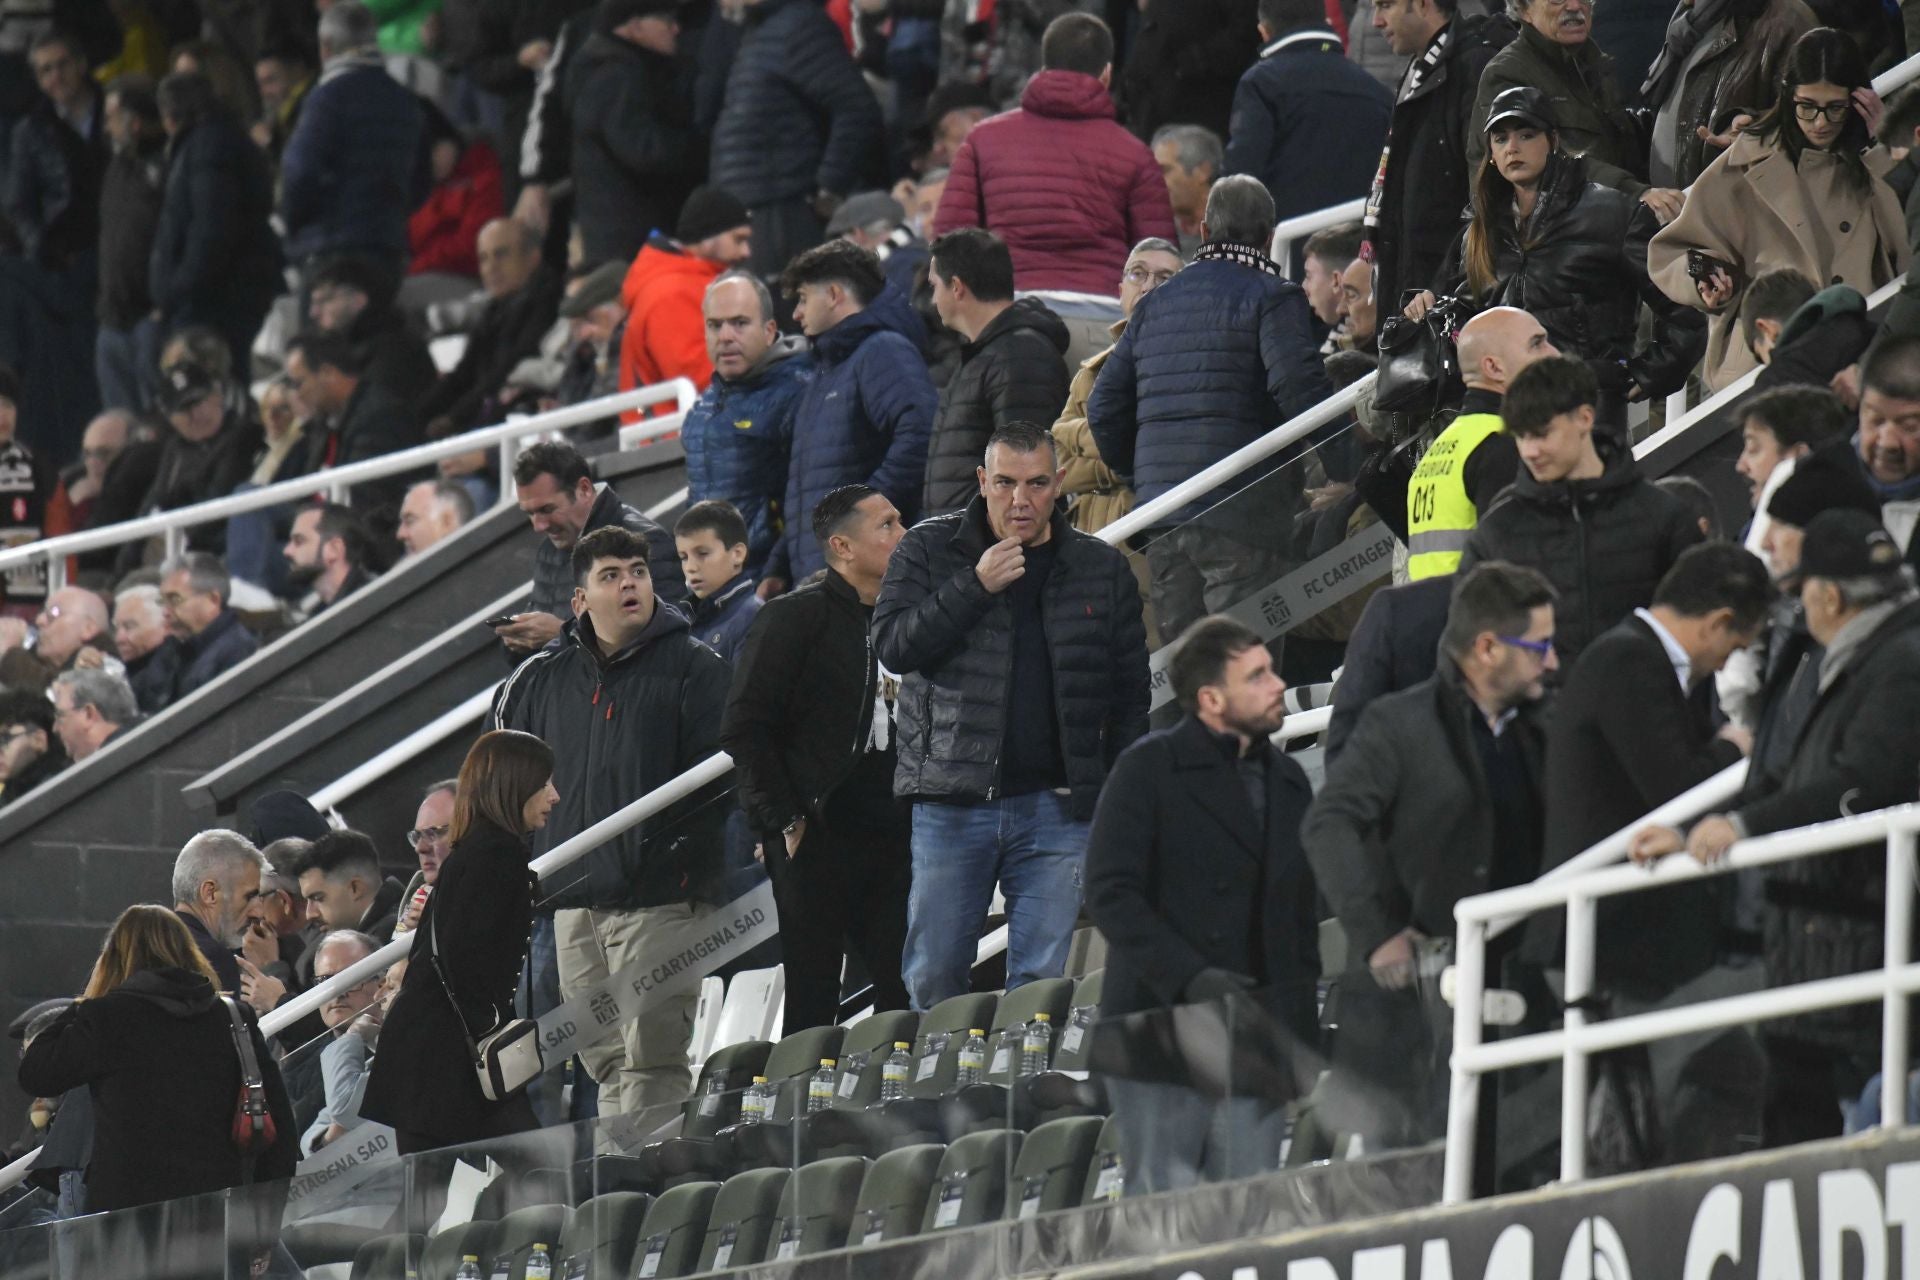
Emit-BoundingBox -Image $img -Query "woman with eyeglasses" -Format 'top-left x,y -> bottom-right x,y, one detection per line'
1651,27 -> 1908,391
359,729 -> 559,1155
1405,87 -> 1705,438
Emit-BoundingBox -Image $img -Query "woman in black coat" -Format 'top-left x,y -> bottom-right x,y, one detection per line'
17,904 -> 298,1214
360,729 -> 558,1155
1407,86 -> 1705,436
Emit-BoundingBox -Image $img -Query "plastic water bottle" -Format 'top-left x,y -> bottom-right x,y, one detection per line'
525,1244 -> 552,1280
455,1257 -> 482,1280
881,1041 -> 912,1101
956,1028 -> 988,1087
1021,1013 -> 1053,1077
742,1076 -> 771,1123
808,1059 -> 837,1113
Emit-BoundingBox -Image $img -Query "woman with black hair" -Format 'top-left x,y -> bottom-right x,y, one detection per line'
1650,26 -> 1908,391
360,729 -> 560,1155
1404,86 -> 1705,436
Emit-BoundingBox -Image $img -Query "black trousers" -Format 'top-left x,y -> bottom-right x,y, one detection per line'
763,819 -> 912,1032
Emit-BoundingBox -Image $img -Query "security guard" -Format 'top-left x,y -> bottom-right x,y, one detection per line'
1404,307 -> 1554,578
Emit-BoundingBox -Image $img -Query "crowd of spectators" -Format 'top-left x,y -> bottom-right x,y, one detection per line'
8,0 -> 1920,1238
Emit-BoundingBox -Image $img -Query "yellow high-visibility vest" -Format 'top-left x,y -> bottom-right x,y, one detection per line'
1406,412 -> 1505,580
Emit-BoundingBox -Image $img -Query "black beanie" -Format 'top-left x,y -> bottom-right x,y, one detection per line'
1766,448 -> 1882,529
676,185 -> 751,245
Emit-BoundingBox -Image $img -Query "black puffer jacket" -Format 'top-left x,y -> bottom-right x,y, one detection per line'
493,605 -> 731,911
921,298 -> 1071,517
1437,153 -> 1705,398
709,0 -> 882,205
1458,444 -> 1702,664
1732,597 -> 1920,1055
873,497 -> 1150,819
563,30 -> 697,264
148,112 -> 282,342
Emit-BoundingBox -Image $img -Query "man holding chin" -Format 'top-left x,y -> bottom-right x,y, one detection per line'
873,422 -> 1150,1010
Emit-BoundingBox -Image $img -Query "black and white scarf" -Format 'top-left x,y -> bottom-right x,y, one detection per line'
1362,23 -> 1455,246
1193,241 -> 1283,277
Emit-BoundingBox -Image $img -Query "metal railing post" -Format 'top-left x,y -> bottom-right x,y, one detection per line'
1443,918 -> 1488,1203
1884,824 -> 1915,1128
46,554 -> 66,594
499,435 -> 517,506
162,524 -> 185,564
1561,891 -> 1596,1183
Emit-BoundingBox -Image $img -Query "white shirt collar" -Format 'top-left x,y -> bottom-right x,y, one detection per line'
1634,608 -> 1692,691
1261,28 -> 1340,58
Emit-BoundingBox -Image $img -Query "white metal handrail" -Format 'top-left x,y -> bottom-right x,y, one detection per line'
0,378 -> 696,588
311,686 -> 496,816
1098,375 -> 1372,545
1443,803 -> 1920,1203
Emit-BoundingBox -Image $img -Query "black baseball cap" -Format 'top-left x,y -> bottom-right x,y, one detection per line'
1795,508 -> 1907,584
158,361 -> 220,414
1484,86 -> 1557,135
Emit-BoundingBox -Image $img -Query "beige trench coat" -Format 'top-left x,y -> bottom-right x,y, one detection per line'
1648,131 -> 1907,390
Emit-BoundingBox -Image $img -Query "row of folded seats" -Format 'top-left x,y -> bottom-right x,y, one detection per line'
324,975 -> 1112,1279
343,1115 -> 1120,1279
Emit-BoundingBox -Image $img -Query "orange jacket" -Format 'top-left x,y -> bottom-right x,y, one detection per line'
618,240 -> 722,414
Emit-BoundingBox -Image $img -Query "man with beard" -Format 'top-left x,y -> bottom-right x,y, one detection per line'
170,828 -> 273,995
282,503 -> 376,616
1850,336 -> 1920,569
1084,614 -> 1322,1194
1303,563 -> 1556,1155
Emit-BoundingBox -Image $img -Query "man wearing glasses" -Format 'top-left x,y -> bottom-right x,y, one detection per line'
47,667 -> 137,764
393,780 -> 456,937
1303,561 -> 1557,1159
1459,356 -> 1703,666
0,689 -> 65,800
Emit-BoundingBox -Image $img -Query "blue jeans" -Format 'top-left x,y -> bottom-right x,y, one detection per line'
905,790 -> 1088,1009
94,318 -> 160,413
1105,1079 -> 1286,1195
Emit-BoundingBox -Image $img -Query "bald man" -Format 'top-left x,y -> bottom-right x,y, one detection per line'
1404,307 -> 1558,580
33,587 -> 114,671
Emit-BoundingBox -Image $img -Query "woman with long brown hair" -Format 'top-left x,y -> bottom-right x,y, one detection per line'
18,904 -> 297,1211
1405,86 -> 1703,437
360,730 -> 559,1155
1651,27 -> 1908,390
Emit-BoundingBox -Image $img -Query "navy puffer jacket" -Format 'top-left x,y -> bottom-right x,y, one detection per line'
280,56 -> 425,262
769,287 -> 936,583
684,336 -> 813,576
709,0 -> 883,205
148,113 -> 282,341
873,497 -> 1150,819
1084,255 -> 1332,537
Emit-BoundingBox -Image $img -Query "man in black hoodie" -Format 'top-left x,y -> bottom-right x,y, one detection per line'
493,523 -> 731,1118
1459,356 -> 1701,665
921,228 -> 1070,517
722,484 -> 912,1031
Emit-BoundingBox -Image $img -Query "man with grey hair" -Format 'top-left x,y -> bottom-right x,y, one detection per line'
49,668 -> 139,763
395,479 -> 474,558
682,271 -> 812,576
296,929 -> 387,1153
113,583 -> 180,713
1087,173 -> 1333,641
1150,124 -> 1222,259
280,0 -> 425,293
159,551 -> 257,705
171,828 -> 271,996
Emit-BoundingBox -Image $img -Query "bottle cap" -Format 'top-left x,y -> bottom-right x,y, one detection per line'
532,1244 -> 548,1252
752,1075 -> 768,1084
462,1256 -> 479,1263
894,1041 -> 910,1049
969,1028 -> 984,1036
1035,1013 -> 1051,1022
820,1058 -> 836,1067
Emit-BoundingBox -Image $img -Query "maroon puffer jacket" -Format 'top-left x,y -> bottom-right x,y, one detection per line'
932,70 -> 1178,297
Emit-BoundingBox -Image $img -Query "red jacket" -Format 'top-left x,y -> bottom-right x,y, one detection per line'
933,70 -> 1178,297
407,141 -> 503,278
618,237 -> 724,411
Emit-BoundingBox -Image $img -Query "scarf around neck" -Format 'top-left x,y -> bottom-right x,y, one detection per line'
1193,241 -> 1282,276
